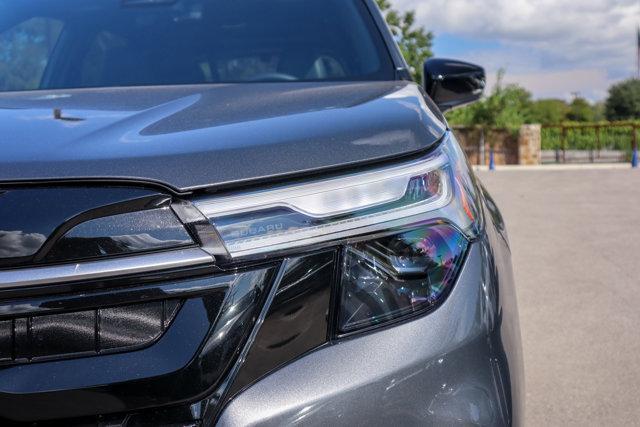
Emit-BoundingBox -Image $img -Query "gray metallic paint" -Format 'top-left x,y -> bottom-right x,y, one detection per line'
0,82 -> 446,193
217,204 -> 524,426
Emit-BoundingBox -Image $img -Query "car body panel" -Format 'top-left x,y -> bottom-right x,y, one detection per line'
0,81 -> 446,193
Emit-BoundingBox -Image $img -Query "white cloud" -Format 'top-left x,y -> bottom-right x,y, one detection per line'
0,230 -> 46,257
391,0 -> 640,100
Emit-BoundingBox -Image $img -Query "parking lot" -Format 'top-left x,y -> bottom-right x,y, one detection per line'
477,168 -> 640,426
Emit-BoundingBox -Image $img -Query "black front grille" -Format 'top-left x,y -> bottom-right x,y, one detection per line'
0,185 -> 337,425
0,268 -> 275,424
0,300 -> 182,365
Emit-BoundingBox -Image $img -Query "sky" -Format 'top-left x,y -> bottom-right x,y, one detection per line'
392,0 -> 640,102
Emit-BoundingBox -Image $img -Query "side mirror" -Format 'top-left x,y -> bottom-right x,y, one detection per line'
423,58 -> 486,111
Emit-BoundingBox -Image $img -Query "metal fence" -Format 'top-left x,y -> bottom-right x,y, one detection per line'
541,123 -> 639,164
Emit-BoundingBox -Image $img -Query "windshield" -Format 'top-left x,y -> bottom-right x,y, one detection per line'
0,0 -> 395,92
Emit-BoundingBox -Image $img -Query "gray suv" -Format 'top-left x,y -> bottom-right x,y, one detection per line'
0,0 -> 523,425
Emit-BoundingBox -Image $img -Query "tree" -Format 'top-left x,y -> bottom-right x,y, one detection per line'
446,70 -> 533,131
605,79 -> 640,121
592,101 -> 606,122
376,0 -> 433,83
567,97 -> 594,122
529,99 -> 569,125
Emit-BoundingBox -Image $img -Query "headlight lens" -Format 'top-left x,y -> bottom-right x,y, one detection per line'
339,224 -> 468,332
194,132 -> 479,332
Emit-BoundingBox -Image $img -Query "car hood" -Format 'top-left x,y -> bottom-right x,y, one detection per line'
0,81 -> 446,193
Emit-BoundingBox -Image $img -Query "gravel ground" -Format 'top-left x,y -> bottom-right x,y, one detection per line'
477,168 -> 640,427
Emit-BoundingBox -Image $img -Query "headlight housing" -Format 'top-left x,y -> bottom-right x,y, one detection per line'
195,131 -> 480,333
339,224 -> 468,332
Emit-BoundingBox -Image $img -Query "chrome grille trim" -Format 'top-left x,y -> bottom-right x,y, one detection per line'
0,248 -> 214,290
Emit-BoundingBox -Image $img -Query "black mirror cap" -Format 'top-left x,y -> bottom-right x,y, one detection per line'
423,58 -> 486,112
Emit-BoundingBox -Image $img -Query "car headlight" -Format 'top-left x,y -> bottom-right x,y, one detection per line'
338,224 -> 468,332
194,131 -> 480,332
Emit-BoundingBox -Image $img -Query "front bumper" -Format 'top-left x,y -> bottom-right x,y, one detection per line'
218,237 -> 524,426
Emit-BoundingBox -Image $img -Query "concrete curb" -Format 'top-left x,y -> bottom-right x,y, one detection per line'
474,163 -> 633,172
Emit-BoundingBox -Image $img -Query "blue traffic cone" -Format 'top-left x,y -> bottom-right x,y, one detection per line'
489,148 -> 496,171
632,147 -> 638,168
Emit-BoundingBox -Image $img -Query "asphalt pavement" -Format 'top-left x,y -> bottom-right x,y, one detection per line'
477,167 -> 640,427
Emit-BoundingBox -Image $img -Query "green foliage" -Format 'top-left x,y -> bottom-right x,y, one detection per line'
375,0 -> 433,83
592,101 -> 606,122
567,97 -> 595,122
446,70 -> 533,131
541,123 -> 639,151
528,99 -> 569,125
605,79 -> 640,121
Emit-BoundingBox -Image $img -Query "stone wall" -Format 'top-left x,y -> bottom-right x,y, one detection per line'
518,124 -> 542,165
452,125 -> 541,166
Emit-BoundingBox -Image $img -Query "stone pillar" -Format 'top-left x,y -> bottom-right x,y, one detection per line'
518,124 -> 541,165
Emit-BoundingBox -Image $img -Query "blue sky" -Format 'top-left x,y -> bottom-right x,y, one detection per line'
393,0 -> 640,102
